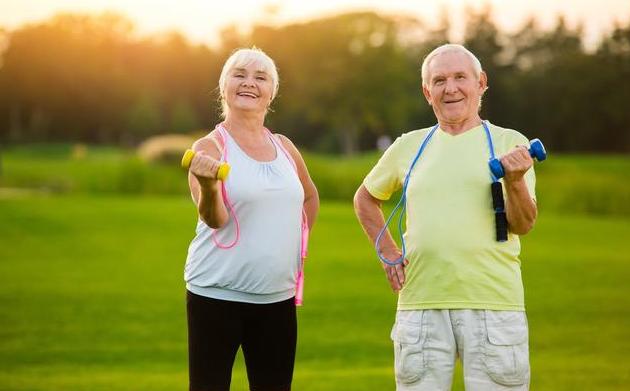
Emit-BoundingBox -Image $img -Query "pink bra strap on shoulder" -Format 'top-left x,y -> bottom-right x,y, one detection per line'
266,128 -> 297,170
265,128 -> 310,306
265,128 -> 308,231
214,125 -> 228,158
211,124 -> 240,249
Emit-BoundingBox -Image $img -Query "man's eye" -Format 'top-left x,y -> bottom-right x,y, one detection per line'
256,76 -> 267,81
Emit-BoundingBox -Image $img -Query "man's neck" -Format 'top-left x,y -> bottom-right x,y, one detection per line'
439,116 -> 482,135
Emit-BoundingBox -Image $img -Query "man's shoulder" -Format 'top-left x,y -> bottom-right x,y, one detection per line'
487,122 -> 529,144
394,126 -> 436,144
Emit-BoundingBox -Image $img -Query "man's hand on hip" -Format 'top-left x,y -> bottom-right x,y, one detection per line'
380,247 -> 408,292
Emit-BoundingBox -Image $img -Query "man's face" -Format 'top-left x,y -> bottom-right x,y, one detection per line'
422,51 -> 487,126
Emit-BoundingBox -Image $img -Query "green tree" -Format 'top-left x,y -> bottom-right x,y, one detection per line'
244,12 -> 426,154
125,93 -> 161,145
170,99 -> 199,133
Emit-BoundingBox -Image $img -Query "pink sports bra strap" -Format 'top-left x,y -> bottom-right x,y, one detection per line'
211,125 -> 240,249
265,128 -> 309,254
265,128 -> 310,306
266,128 -> 297,170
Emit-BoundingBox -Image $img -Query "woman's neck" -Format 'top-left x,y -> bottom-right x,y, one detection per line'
223,114 -> 266,139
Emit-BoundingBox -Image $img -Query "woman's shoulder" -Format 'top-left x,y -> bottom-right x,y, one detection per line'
191,129 -> 223,159
269,131 -> 299,153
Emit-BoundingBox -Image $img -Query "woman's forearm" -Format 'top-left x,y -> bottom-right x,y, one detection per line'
197,179 -> 229,228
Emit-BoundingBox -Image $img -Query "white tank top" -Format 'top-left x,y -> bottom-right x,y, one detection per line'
184,129 -> 304,303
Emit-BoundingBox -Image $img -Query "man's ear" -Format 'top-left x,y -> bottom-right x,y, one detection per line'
422,84 -> 432,106
479,71 -> 488,94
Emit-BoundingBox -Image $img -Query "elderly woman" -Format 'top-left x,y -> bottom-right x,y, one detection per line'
184,47 -> 319,391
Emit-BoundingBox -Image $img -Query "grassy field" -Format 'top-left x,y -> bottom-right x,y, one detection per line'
1,144 -> 629,216
1,193 -> 629,390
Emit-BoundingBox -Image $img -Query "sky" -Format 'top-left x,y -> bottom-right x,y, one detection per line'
1,0 -> 630,48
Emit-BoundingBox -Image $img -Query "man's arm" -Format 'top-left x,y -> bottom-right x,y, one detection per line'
501,146 -> 538,235
354,185 -> 407,292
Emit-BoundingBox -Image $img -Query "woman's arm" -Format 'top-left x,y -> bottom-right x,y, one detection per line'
187,133 -> 229,228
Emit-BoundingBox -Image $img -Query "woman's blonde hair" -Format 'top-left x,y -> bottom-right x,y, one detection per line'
218,47 -> 279,118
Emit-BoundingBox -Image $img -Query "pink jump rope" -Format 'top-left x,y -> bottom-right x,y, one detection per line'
182,124 -> 309,305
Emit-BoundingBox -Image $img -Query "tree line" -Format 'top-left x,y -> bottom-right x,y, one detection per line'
0,9 -> 629,153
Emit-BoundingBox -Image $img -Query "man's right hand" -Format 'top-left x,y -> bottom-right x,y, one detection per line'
380,247 -> 408,292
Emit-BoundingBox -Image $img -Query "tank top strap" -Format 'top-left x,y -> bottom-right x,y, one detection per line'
214,125 -> 229,162
263,127 -> 310,305
265,128 -> 297,170
210,124 -> 239,249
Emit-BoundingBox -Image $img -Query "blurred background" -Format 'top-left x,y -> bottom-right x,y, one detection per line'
0,1 -> 629,390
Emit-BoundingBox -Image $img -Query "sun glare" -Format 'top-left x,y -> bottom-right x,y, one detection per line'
1,0 -> 628,47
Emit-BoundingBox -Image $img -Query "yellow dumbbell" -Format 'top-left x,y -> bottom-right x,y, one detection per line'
181,149 -> 230,181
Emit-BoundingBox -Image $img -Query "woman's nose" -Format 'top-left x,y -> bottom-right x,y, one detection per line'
240,78 -> 255,87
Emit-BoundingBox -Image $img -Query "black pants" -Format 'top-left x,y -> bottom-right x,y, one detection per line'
186,291 -> 297,391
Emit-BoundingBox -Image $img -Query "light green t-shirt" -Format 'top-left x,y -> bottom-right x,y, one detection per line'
364,122 -> 536,311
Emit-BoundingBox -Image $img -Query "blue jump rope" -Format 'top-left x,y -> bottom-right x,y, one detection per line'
375,121 -> 546,266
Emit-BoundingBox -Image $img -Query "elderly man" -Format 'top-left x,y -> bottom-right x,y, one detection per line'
354,44 -> 537,390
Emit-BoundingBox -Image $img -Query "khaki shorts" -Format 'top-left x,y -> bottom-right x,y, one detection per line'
391,309 -> 530,391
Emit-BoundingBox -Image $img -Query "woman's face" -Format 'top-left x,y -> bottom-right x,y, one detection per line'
224,61 -> 274,115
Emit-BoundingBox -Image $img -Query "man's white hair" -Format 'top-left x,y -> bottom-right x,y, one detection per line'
421,44 -> 483,88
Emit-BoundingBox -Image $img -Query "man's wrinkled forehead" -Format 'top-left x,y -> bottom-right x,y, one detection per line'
428,51 -> 477,78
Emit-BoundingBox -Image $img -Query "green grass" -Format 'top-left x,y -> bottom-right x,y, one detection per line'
0,143 -> 186,194
1,195 -> 629,390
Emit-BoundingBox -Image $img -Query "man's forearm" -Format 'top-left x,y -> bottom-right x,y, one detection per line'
505,179 -> 537,235
354,186 -> 398,251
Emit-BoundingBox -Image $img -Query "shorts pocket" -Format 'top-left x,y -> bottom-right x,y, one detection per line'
482,311 -> 530,386
390,311 -> 426,384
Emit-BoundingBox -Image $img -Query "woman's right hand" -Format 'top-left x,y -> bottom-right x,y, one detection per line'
189,153 -> 222,182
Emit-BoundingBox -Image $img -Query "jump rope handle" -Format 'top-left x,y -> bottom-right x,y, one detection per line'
488,138 -> 546,179
181,149 -> 231,181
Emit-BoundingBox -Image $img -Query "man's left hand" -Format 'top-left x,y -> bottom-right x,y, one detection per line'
499,145 -> 533,183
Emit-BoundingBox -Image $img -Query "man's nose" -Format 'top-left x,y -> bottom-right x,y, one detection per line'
445,78 -> 458,93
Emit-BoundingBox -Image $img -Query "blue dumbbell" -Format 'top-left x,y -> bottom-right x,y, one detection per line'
489,139 -> 546,179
